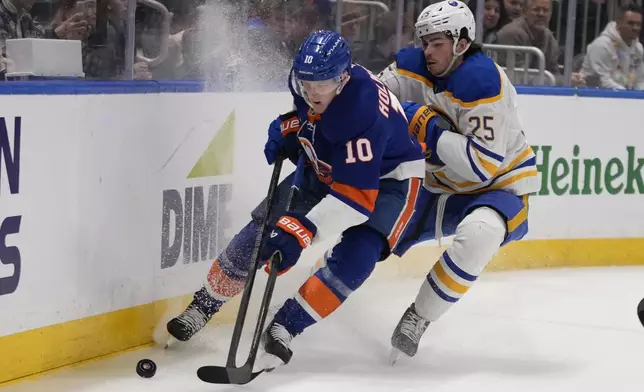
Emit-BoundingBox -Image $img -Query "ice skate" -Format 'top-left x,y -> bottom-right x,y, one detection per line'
389,303 -> 430,364
166,286 -> 223,343
254,320 -> 295,373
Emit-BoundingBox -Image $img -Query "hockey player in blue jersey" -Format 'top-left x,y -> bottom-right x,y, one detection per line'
167,30 -> 426,369
376,0 -> 541,362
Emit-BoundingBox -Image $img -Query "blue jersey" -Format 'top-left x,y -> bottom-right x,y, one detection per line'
288,64 -> 426,242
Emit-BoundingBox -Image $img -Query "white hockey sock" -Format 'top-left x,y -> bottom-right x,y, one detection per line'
414,207 -> 506,321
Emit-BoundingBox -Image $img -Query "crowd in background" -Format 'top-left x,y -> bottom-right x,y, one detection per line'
0,0 -> 642,90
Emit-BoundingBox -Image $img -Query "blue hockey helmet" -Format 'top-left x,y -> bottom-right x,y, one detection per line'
293,30 -> 352,82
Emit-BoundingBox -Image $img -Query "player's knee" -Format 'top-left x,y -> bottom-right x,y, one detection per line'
324,225 -> 386,291
451,207 -> 506,275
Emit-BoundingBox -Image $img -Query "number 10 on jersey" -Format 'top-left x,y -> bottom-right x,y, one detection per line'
345,138 -> 373,164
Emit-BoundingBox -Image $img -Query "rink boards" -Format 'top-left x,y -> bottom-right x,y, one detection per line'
0,83 -> 643,384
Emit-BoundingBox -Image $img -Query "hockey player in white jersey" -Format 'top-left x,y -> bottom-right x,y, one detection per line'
377,0 -> 541,361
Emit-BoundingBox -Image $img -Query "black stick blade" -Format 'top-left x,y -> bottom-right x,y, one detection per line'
197,365 -> 264,384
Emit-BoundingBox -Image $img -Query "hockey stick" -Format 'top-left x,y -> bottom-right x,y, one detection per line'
197,154 -> 306,385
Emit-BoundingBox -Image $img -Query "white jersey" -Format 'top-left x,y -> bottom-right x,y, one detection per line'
378,47 -> 540,196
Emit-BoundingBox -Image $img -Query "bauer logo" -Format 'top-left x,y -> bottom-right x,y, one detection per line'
0,117 -> 22,296
160,112 -> 234,269
532,145 -> 644,196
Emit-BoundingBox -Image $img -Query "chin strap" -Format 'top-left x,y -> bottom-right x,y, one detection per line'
434,38 -> 471,78
335,73 -> 351,95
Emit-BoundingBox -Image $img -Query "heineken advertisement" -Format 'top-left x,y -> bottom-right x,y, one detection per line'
532,145 -> 643,196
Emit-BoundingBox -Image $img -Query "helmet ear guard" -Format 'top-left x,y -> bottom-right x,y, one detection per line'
335,71 -> 351,95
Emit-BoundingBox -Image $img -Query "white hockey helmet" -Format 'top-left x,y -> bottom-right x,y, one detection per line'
415,0 -> 476,76
415,0 -> 476,43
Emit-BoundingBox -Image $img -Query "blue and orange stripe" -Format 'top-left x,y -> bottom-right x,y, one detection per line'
330,182 -> 378,216
387,177 -> 422,249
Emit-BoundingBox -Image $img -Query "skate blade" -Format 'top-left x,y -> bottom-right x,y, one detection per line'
164,336 -> 178,349
153,298 -> 186,348
389,347 -> 403,366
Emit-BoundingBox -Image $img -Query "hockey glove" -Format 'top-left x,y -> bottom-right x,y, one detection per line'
262,213 -> 317,275
403,101 -> 448,166
264,111 -> 301,165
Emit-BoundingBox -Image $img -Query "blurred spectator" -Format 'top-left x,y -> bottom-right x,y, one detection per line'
50,0 -> 151,79
0,0 -> 89,71
555,0 -> 608,56
169,1 -> 290,89
280,0 -> 330,56
496,0 -> 585,84
352,10 -> 414,73
134,4 -> 190,79
581,3 -> 644,89
243,0 -> 329,57
500,0 -> 523,28
468,0 -> 507,43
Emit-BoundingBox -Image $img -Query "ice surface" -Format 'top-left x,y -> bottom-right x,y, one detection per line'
3,266 -> 644,392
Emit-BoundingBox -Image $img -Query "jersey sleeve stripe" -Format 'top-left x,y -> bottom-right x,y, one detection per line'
330,182 -> 378,215
496,147 -> 534,176
473,150 -> 501,176
466,139 -> 489,182
395,63 -> 434,88
470,139 -> 505,163
431,172 -> 458,190
432,147 -> 537,193
488,169 -> 538,190
512,156 -> 537,171
434,170 -> 478,188
444,88 -> 503,108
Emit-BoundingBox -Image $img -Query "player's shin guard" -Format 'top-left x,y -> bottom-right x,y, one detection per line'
392,207 -> 506,357
167,220 -> 261,342
265,226 -> 386,364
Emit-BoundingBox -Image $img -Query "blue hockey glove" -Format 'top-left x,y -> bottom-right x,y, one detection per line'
264,111 -> 300,165
262,214 -> 317,275
403,101 -> 449,165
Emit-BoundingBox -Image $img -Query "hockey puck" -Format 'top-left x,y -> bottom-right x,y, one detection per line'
136,359 -> 157,378
638,297 -> 644,327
